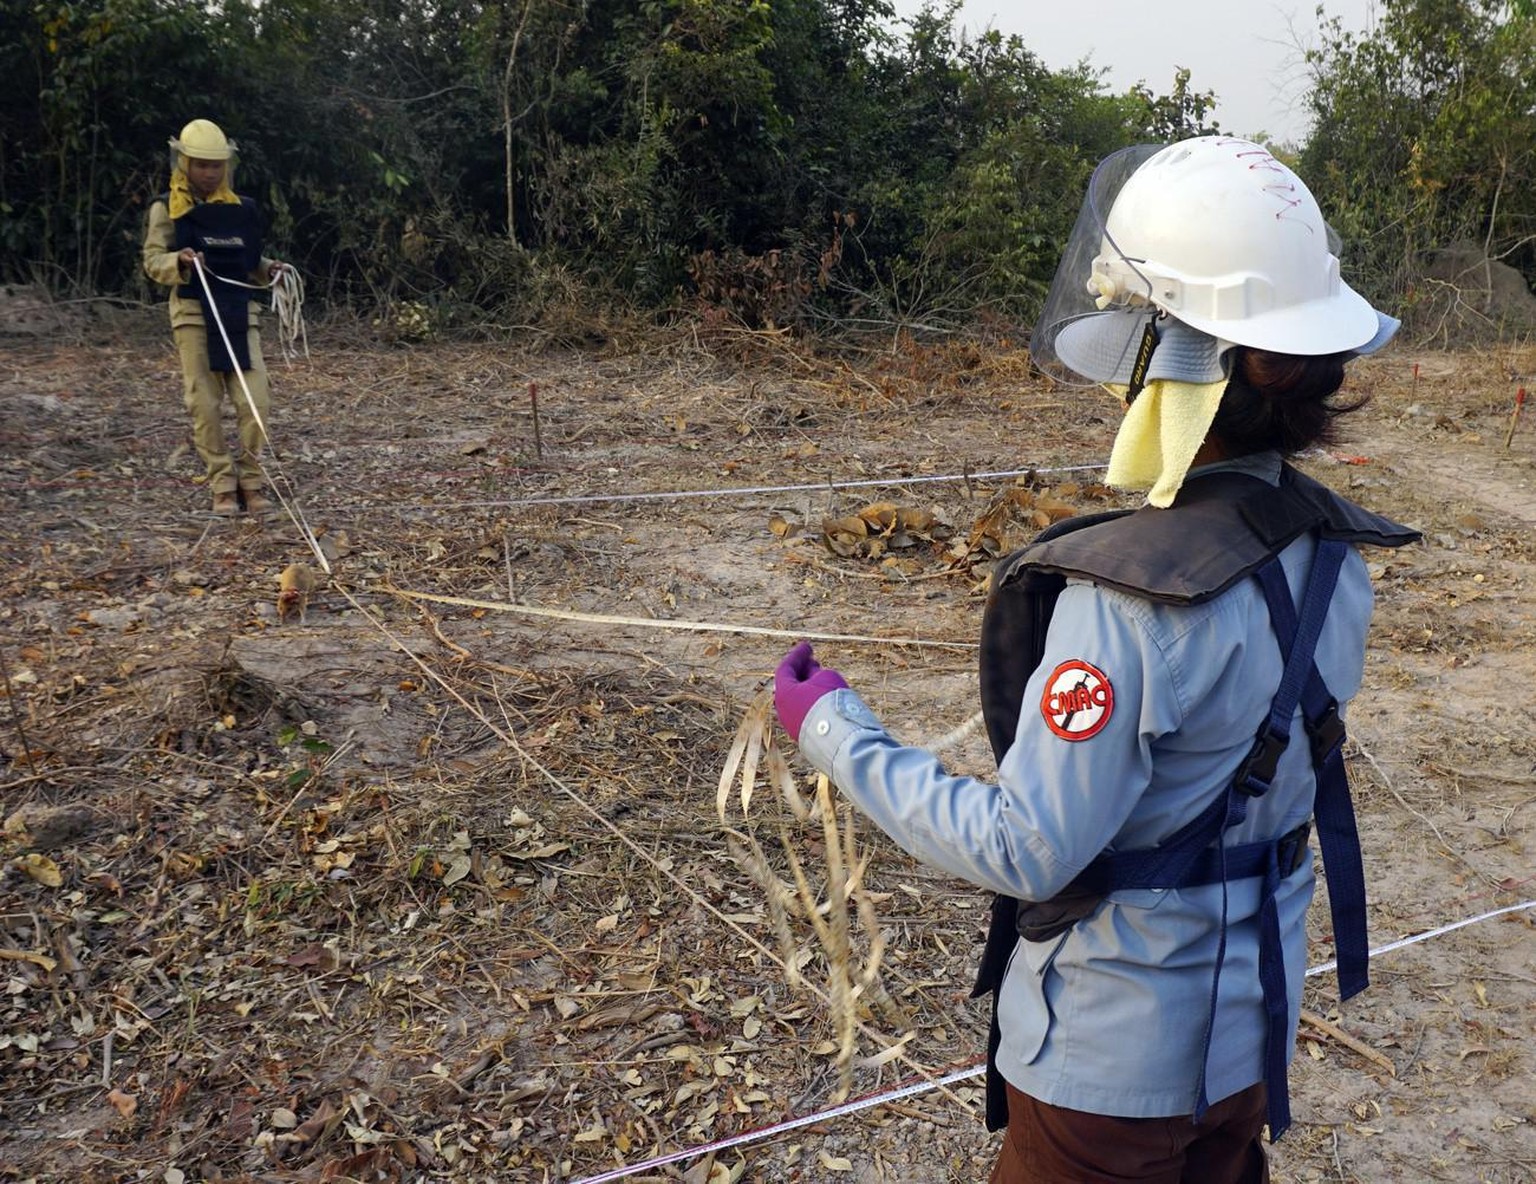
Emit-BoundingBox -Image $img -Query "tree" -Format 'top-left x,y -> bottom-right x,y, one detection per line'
0,0 -> 1251,335
1129,67 -> 1221,141
1301,0 -> 1536,316
1,0 -> 238,290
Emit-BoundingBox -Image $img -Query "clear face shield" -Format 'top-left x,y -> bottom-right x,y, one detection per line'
1029,144 -> 1165,389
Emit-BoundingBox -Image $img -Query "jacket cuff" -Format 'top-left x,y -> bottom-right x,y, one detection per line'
145,256 -> 185,286
796,688 -> 883,775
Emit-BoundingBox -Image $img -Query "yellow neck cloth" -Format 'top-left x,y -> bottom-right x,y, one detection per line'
1104,378 -> 1229,508
168,156 -> 239,219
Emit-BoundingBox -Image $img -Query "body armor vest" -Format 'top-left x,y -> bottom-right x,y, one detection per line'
170,195 -> 263,372
971,463 -> 1418,1134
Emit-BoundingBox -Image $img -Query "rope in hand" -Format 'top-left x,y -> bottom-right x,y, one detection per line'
266,264 -> 308,364
205,260 -> 309,364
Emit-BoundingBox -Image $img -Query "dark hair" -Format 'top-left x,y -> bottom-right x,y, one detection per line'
1210,348 -> 1368,456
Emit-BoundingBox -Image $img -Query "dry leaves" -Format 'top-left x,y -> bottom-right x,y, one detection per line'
821,501 -> 953,561
948,483 -> 1096,568
15,853 -> 62,887
787,484 -> 1111,579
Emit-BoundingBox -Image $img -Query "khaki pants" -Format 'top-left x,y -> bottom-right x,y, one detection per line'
990,1081 -> 1268,1184
174,324 -> 271,494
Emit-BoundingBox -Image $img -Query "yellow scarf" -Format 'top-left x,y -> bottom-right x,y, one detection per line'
167,156 -> 239,219
1104,378 -> 1229,508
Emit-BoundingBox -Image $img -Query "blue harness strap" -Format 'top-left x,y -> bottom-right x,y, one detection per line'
1254,551 -> 1370,1001
1241,539 -> 1371,1138
1229,537 -> 1356,1140
1073,537 -> 1361,1140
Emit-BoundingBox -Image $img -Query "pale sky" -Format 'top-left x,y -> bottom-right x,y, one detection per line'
890,1 -> 1382,144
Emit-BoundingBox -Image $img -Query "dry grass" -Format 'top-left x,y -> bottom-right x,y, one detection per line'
717,690 -> 910,1103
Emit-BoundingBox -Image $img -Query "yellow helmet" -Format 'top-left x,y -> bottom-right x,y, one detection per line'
170,119 -> 234,161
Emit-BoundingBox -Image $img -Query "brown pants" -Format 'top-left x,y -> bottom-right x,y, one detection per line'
990,1082 -> 1268,1184
174,324 -> 270,494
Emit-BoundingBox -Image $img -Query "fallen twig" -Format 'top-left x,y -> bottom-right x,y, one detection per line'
1300,1009 -> 1397,1076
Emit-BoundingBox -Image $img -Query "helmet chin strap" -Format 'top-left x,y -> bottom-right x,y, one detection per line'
1123,313 -> 1163,406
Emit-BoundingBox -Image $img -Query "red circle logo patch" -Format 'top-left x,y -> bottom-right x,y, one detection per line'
1040,660 -> 1114,741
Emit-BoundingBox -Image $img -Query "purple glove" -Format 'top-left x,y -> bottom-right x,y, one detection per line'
773,641 -> 849,743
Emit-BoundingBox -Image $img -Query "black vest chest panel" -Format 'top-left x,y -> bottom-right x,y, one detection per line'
172,197 -> 262,292
171,197 -> 263,371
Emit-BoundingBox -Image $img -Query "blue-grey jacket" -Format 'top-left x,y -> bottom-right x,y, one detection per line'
795,453 -> 1384,1117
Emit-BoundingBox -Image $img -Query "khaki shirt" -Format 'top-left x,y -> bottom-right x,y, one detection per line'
142,199 -> 274,329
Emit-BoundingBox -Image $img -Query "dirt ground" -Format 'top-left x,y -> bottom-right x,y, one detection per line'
1,316 -> 1533,1184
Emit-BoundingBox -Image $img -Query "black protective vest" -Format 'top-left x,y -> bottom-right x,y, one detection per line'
170,195 -> 263,372
971,463 -> 1419,1133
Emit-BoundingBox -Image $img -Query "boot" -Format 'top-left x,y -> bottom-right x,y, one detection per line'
212,490 -> 240,516
242,487 -> 274,515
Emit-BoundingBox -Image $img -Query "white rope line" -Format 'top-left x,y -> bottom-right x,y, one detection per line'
570,897 -> 1536,1184
1304,897 -> 1536,977
306,463 -> 1110,515
392,588 -> 980,651
574,1065 -> 984,1184
927,708 -> 986,752
193,257 -> 329,573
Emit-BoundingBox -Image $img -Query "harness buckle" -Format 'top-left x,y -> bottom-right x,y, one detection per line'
1308,699 -> 1347,764
1236,730 -> 1287,797
1278,821 -> 1312,875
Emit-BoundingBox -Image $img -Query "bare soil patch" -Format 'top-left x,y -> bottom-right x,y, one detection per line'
1,321 -> 1534,1182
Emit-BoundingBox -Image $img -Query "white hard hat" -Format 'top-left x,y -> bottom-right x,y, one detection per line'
1032,138 -> 1397,386
1092,137 -> 1381,354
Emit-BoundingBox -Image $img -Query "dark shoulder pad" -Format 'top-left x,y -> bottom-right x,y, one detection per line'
1023,466 -> 1419,605
981,509 -> 1132,763
1254,465 -> 1421,549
